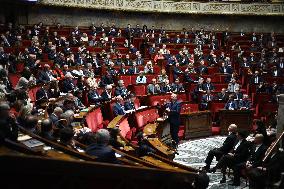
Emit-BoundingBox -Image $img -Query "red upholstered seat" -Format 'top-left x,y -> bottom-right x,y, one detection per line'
118,75 -> 132,87
210,102 -> 225,119
16,63 -> 25,73
132,84 -> 146,96
118,118 -> 131,139
212,127 -> 221,135
28,85 -> 41,103
8,74 -> 20,88
214,84 -> 228,92
86,108 -> 108,132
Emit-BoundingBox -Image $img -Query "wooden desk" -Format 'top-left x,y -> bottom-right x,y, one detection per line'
219,110 -> 253,134
181,111 -> 212,139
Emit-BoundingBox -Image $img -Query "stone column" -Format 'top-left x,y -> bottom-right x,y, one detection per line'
277,94 -> 284,147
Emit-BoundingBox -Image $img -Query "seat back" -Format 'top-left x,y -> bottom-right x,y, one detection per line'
135,108 -> 159,128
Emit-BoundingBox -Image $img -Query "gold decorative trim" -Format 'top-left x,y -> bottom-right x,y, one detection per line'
38,0 -> 284,16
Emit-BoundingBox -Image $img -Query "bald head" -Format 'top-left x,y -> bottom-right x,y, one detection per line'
228,124 -> 237,133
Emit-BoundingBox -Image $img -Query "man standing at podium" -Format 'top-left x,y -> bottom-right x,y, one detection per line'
165,93 -> 181,147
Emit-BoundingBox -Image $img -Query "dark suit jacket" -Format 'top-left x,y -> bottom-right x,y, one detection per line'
124,101 -> 135,111
166,101 -> 181,126
249,144 -> 267,168
86,144 -> 119,164
250,75 -> 264,84
197,65 -> 208,75
100,75 -> 114,87
216,92 -> 229,102
114,87 -> 128,98
62,79 -> 75,93
49,113 -> 59,126
184,73 -> 195,83
264,151 -> 284,183
219,132 -> 237,153
88,90 -> 102,104
36,88 -> 50,102
225,100 -> 238,110
101,91 -> 112,102
219,66 -> 232,74
38,71 -> 51,84
239,99 -> 251,109
128,66 -> 140,74
161,84 -> 172,93
113,103 -> 125,116
202,83 -> 215,91
233,139 -> 250,163
171,83 -> 184,93
233,92 -> 243,100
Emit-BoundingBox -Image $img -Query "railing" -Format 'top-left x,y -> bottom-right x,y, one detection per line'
38,0 -> 284,16
263,129 -> 284,162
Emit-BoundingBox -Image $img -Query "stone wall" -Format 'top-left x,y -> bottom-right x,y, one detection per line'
25,6 -> 284,33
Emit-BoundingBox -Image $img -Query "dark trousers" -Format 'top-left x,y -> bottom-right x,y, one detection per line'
170,123 -> 179,145
247,168 -> 267,189
233,162 -> 246,183
216,154 -> 236,174
205,148 -> 224,167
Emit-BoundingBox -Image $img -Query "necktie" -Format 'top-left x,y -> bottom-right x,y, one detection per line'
229,102 -> 233,109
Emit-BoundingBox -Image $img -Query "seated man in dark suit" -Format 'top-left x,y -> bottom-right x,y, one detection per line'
88,86 -> 102,105
22,115 -> 39,134
127,62 -> 140,74
196,60 -> 208,75
204,124 -> 238,171
209,130 -> 250,184
219,62 -> 232,74
100,71 -> 114,87
124,93 -> 136,111
202,78 -> 215,92
165,93 -> 181,146
247,144 -> 284,189
215,88 -> 229,102
147,78 -> 161,95
160,79 -> 172,93
49,107 -> 63,126
184,69 -> 196,83
39,118 -> 56,141
172,63 -> 183,80
37,64 -> 56,84
201,90 -> 214,110
101,85 -> 114,102
232,134 -> 267,186
36,84 -> 52,106
171,78 -> 185,93
0,102 -> 18,142
233,87 -> 243,101
114,80 -> 129,98
86,129 -> 119,164
250,70 -> 264,85
112,95 -> 126,116
238,94 -> 251,110
62,73 -> 76,93
225,94 -> 238,110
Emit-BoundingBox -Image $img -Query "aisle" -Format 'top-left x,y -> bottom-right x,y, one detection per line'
174,136 -> 249,189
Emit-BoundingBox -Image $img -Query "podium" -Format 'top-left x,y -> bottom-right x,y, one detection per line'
219,110 -> 253,134
181,111 -> 212,139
